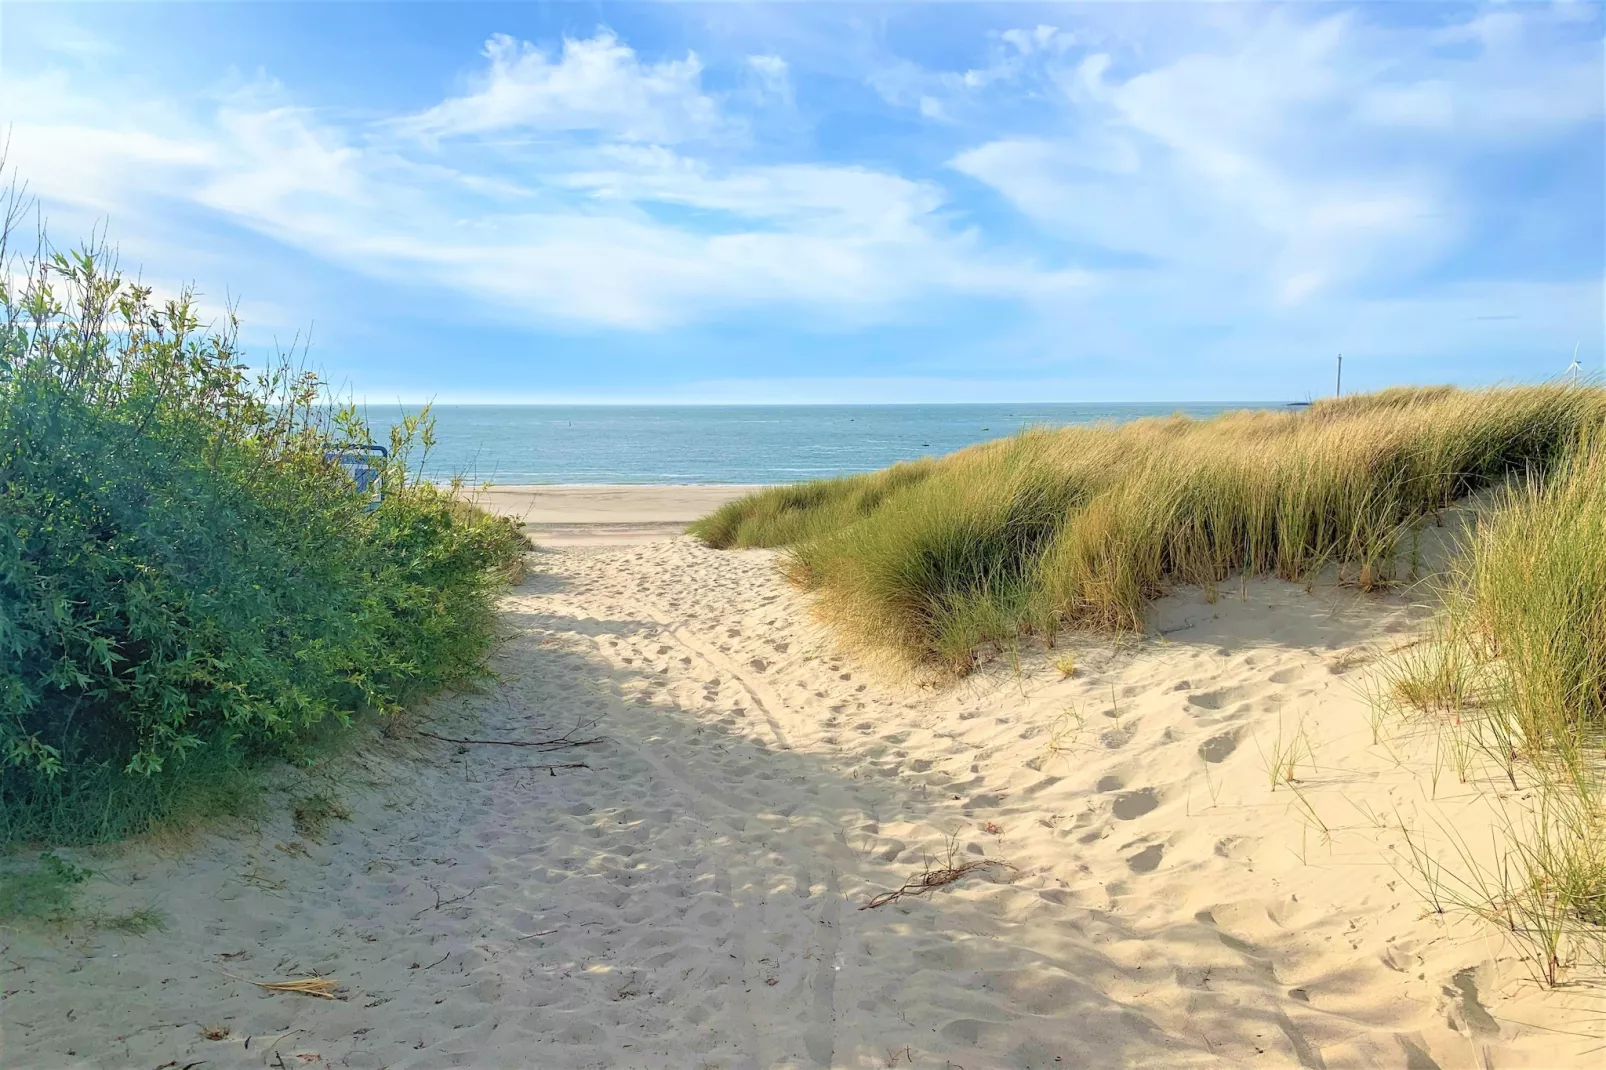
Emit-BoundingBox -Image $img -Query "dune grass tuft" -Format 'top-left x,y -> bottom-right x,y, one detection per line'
1381,433 -> 1606,983
688,459 -> 938,549
697,384 -> 1606,674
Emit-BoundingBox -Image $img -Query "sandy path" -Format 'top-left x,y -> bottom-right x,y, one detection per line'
2,538 -> 1597,1068
466,485 -> 761,546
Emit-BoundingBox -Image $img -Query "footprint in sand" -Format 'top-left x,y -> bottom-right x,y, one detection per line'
1100,724 -> 1136,749
1126,844 -> 1164,873
1198,732 -> 1239,764
1112,788 -> 1159,820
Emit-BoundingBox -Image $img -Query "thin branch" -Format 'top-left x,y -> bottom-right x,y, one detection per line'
861,836 -> 1017,910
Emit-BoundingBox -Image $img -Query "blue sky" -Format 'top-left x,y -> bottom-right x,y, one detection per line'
3,2 -> 1601,403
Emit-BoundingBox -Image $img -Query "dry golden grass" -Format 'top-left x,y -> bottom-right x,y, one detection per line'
1380,431 -> 1605,984
696,384 -> 1606,674
228,973 -> 341,999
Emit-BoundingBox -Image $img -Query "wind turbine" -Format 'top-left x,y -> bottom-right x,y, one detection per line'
1567,341 -> 1581,386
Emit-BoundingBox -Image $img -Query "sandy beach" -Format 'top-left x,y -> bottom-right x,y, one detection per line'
468,485 -> 761,546
3,491 -> 1597,1069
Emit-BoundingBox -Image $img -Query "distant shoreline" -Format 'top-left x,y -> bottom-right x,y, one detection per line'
465,483 -> 761,547
450,482 -> 773,489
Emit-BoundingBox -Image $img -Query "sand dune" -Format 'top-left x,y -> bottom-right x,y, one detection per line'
3,532 -> 1596,1068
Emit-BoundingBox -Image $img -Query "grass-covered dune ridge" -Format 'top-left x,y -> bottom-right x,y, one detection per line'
1,228 -> 527,848
692,384 -> 1606,672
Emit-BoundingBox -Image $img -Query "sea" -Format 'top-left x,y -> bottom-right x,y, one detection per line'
387,403 -> 1275,485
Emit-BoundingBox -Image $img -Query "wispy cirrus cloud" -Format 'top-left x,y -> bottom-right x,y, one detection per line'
397,30 -> 720,144
944,5 -> 1598,314
4,29 -> 1082,332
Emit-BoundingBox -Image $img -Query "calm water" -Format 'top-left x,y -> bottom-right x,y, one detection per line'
391,404 -> 1273,485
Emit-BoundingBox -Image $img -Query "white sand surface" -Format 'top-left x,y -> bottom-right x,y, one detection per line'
467,484 -> 762,546
4,530 -> 1598,1068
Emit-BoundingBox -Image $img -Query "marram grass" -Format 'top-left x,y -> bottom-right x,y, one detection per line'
1382,432 -> 1606,984
693,384 -> 1606,674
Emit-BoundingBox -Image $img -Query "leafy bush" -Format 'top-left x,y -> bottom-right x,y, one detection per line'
0,199 -> 527,847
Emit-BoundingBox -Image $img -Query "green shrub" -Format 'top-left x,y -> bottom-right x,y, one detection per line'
0,203 -> 527,847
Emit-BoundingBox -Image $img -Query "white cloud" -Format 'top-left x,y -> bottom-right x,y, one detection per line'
1000,25 -> 1071,57
561,154 -> 946,232
1350,7 -> 1604,138
3,37 -> 1080,333
745,54 -> 792,104
880,24 -> 1073,105
399,30 -> 720,143
952,9 -> 1601,309
864,58 -> 932,112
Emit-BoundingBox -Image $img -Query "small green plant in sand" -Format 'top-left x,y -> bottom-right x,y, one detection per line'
1387,633 -> 1476,716
1256,714 -> 1316,791
0,852 -> 91,923
292,792 -> 353,841
1042,705 -> 1087,764
0,851 -> 168,932
1053,654 -> 1078,679
93,906 -> 168,935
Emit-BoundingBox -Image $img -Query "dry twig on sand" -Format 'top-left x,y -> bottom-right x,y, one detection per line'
516,927 -> 561,941
861,838 -> 1016,910
225,972 -> 340,999
412,881 -> 483,920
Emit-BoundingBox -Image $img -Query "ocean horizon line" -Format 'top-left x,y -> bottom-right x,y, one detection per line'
364,399 -> 1301,409
401,401 -> 1285,485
